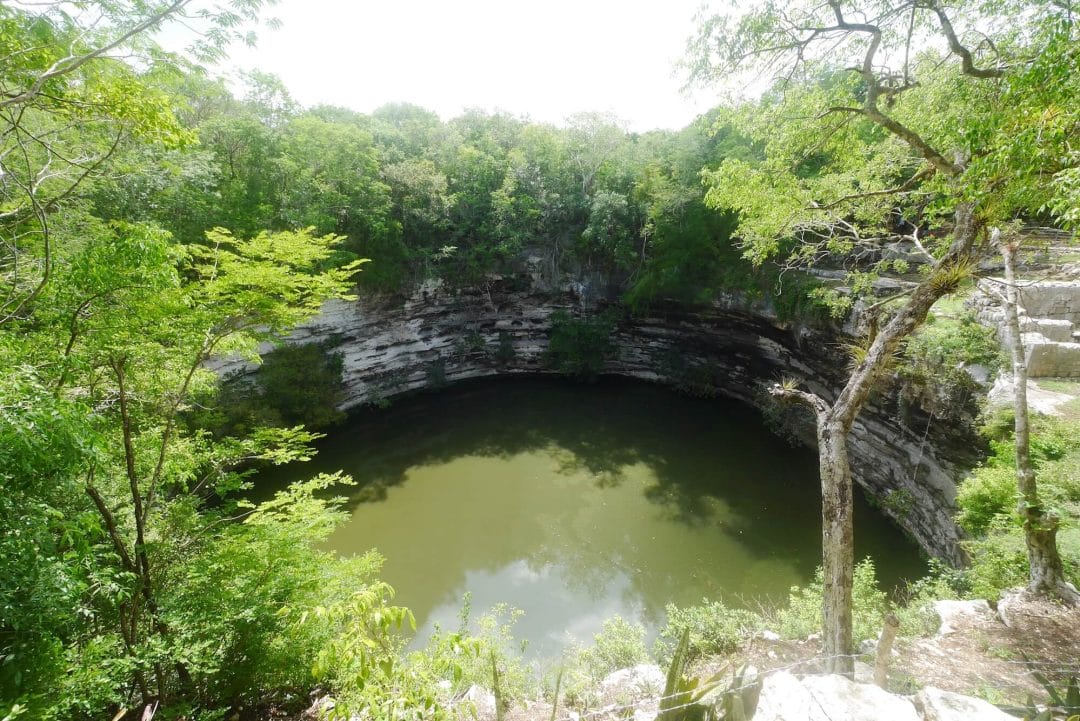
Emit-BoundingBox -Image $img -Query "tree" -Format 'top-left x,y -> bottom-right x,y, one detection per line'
0,0 -> 273,325
690,0 -> 1079,674
995,230 -> 1079,601
1,219 -> 362,716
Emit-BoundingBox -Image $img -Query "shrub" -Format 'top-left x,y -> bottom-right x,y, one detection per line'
956,410 -> 1080,599
562,617 -> 651,707
545,309 -> 618,379
495,331 -> 515,366
776,559 -> 888,644
893,566 -> 956,637
956,464 -> 1017,535
655,600 -> 762,662
164,474 -> 384,713
256,342 -> 347,428
903,313 -> 1005,380
419,602 -> 533,704
960,518 -> 1031,600
193,341 -> 346,435
575,616 -> 650,678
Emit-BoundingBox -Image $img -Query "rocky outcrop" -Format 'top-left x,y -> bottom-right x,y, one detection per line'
752,672 -> 1015,721
215,273 -> 978,562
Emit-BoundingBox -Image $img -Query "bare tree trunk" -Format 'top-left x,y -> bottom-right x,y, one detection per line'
818,419 -> 854,674
999,238 -> 1080,602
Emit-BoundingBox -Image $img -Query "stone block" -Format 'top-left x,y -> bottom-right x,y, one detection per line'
1020,317 -> 1075,342
1018,282 -> 1080,324
1026,341 -> 1080,378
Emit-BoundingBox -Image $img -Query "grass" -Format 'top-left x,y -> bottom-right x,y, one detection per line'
928,294 -> 970,319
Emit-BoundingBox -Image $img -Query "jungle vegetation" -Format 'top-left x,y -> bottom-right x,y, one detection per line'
1,0 -> 1078,718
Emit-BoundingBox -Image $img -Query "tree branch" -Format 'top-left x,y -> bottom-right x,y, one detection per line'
85,468 -> 137,574
0,0 -> 190,111
925,0 -> 1007,79
770,383 -> 832,419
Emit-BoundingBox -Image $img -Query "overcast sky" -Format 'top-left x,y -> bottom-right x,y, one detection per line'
209,0 -> 719,132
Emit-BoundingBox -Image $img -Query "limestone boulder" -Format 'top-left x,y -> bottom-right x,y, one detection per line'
913,687 -> 1016,721
600,664 -> 665,699
932,599 -> 994,636
801,674 -> 920,721
459,684 -> 497,720
752,671 -> 920,721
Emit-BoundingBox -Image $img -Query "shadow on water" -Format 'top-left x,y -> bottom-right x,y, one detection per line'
255,376 -> 926,653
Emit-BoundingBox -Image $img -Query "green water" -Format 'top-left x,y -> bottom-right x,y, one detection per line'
258,377 -> 925,655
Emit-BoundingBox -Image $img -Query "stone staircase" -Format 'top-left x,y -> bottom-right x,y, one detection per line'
973,280 -> 1080,378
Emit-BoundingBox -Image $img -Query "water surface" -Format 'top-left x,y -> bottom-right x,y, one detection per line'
258,377 -> 924,655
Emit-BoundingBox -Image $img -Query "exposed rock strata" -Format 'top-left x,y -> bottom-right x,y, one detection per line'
215,276 -> 977,562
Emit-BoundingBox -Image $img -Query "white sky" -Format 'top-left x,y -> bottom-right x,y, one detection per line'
211,0 -> 719,132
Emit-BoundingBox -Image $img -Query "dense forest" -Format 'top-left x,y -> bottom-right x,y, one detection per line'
90,72 -> 761,306
2,0 -> 1079,719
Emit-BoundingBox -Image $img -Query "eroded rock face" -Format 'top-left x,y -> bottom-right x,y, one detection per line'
216,275 -> 977,562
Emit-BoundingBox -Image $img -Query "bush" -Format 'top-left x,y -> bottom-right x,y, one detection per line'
545,309 -> 618,380
961,518 -> 1032,600
903,313 -> 1005,380
961,522 -> 1080,600
775,559 -> 888,644
163,474 -> 384,713
574,616 -> 650,678
956,464 -> 1017,535
562,617 -> 650,707
193,341 -> 346,436
955,410 -> 1080,600
655,600 -> 762,662
409,599 -> 535,711
255,342 -> 347,428
893,566 -> 956,637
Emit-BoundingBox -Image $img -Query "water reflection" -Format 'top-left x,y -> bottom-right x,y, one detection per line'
256,377 -> 925,656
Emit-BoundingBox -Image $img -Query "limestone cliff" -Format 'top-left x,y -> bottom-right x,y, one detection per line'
214,274 -> 980,563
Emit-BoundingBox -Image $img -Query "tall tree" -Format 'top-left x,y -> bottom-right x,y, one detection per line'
0,0 -> 273,325
690,0 -> 1079,674
996,230 -> 1079,601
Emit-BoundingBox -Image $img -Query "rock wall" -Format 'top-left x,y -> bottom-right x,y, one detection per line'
215,275 -> 976,563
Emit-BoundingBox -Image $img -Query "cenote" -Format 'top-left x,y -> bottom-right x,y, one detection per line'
258,377 -> 926,657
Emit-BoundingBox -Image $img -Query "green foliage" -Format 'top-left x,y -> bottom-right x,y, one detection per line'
656,600 -> 763,662
902,313 -> 1004,390
652,349 -> 719,398
961,518 -> 1033,600
957,465 -> 1018,536
955,411 -> 1080,597
1023,672 -> 1080,721
776,559 -> 888,644
545,309 -> 618,380
495,332 -> 516,366
198,342 -> 347,436
0,213 -> 361,718
164,474 -> 382,708
420,603 -> 533,706
891,568 -> 955,638
577,617 -> 650,676
561,617 -> 650,708
770,275 -> 851,324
